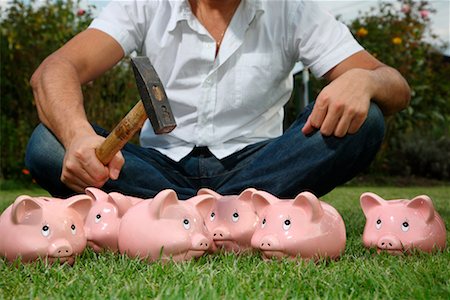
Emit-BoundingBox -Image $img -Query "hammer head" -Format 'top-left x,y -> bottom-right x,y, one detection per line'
131,56 -> 176,134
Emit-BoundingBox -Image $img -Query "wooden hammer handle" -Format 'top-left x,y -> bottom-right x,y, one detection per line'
95,100 -> 147,165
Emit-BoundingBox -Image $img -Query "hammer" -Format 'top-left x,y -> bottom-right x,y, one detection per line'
95,56 -> 176,164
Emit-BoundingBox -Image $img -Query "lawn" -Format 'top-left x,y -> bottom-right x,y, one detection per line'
1,185 -> 449,299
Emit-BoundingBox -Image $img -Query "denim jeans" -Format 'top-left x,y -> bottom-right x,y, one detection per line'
25,102 -> 385,199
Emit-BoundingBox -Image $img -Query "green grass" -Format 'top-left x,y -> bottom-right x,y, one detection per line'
1,185 -> 449,299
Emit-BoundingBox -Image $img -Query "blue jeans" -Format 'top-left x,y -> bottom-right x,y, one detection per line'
25,103 -> 385,199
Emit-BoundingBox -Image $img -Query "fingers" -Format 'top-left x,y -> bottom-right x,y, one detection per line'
301,97 -> 328,135
61,135 -> 124,192
320,100 -> 343,136
302,72 -> 371,137
333,112 -> 352,137
302,98 -> 369,138
308,98 -> 328,130
62,149 -> 109,191
318,103 -> 367,138
301,116 -> 315,135
108,152 -> 125,180
61,169 -> 99,193
347,112 -> 367,135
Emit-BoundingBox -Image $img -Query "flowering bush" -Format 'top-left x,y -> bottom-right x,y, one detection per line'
0,0 -> 138,180
349,0 -> 448,130
302,0 -> 449,179
346,0 -> 449,178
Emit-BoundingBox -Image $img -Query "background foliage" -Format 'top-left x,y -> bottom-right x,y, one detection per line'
1,0 -> 449,181
0,0 -> 138,180
301,0 -> 449,180
347,0 -> 450,179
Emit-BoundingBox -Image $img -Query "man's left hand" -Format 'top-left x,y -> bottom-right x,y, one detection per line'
301,68 -> 373,138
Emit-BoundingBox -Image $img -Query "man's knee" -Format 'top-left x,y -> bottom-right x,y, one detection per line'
25,124 -> 65,174
360,102 -> 385,147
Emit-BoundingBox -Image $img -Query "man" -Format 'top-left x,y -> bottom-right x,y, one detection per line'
26,0 -> 410,199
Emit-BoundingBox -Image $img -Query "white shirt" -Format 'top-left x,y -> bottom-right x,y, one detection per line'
89,0 -> 363,161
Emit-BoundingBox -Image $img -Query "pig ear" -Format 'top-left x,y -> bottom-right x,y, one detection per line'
108,192 -> 134,218
238,187 -> 257,202
11,195 -> 43,224
149,189 -> 179,219
407,195 -> 435,223
293,192 -> 323,222
85,187 -> 107,202
360,192 -> 385,217
251,191 -> 275,217
65,194 -> 93,222
189,195 -> 216,220
197,188 -> 222,199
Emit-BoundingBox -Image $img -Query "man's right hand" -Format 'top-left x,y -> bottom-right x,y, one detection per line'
61,134 -> 125,193
29,28 -> 126,193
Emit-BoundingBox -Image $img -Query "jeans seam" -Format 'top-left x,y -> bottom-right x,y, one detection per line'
184,158 -> 255,180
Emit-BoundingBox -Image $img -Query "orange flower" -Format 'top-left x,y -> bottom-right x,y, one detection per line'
22,169 -> 30,175
356,27 -> 368,38
392,37 -> 402,45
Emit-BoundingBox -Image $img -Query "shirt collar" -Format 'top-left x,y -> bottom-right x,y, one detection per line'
243,0 -> 264,25
167,0 -> 193,32
167,0 -> 265,33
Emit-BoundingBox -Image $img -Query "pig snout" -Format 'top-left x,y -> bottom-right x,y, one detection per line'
213,227 -> 231,240
48,239 -> 74,257
258,235 -> 280,250
377,235 -> 402,251
191,234 -> 210,251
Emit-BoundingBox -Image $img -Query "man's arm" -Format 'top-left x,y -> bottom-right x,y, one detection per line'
30,28 -> 125,192
302,50 -> 411,137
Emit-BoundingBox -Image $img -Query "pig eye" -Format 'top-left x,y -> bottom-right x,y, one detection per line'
283,219 -> 291,231
95,214 -> 102,223
183,218 -> 191,230
375,219 -> 382,230
71,224 -> 77,235
232,211 -> 239,223
41,224 -> 50,237
261,218 -> 267,228
210,212 -> 215,222
401,221 -> 410,232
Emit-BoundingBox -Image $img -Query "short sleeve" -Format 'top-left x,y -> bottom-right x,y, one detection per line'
88,0 -> 152,55
292,1 -> 364,78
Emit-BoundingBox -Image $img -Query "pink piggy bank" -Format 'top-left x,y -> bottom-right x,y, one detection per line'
197,188 -> 258,253
250,191 -> 346,260
360,192 -> 447,254
0,194 -> 91,264
84,187 -> 144,252
118,189 -> 214,262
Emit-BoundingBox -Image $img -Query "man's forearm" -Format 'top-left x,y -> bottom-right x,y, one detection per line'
30,29 -> 125,149
324,51 -> 411,117
367,65 -> 411,116
30,55 -> 96,149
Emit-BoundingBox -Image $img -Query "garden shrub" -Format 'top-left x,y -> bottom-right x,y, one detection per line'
294,0 -> 449,180
388,131 -> 450,180
0,0 -> 138,180
347,0 -> 449,178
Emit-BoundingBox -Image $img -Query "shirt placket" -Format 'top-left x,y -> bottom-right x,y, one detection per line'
197,53 -> 218,145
